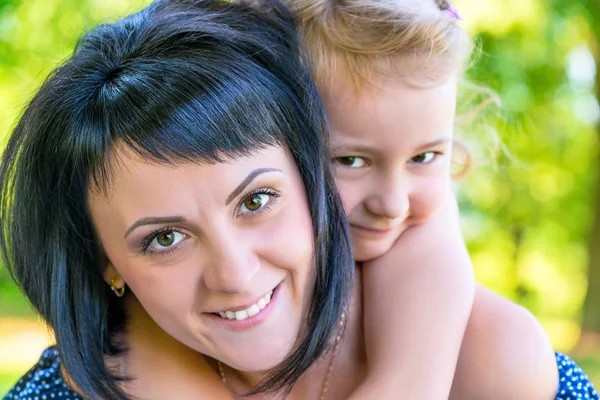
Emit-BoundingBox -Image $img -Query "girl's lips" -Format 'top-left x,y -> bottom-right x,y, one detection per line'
206,283 -> 281,332
350,223 -> 396,237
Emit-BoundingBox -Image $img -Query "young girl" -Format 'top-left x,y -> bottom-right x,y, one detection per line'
284,0 -> 599,399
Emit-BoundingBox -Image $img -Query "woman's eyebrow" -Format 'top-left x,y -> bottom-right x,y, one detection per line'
225,167 -> 282,205
125,216 -> 187,238
123,168 -> 282,238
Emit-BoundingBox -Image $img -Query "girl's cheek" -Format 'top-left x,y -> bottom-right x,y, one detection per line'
411,177 -> 449,220
337,181 -> 364,215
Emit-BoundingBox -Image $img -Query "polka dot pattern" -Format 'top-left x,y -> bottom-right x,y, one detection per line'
3,347 -> 81,400
555,352 -> 598,400
3,348 -> 598,399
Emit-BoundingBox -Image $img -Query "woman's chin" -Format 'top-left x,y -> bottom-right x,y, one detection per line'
220,343 -> 294,373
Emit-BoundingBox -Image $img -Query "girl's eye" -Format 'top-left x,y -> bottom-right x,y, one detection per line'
410,152 -> 437,164
335,156 -> 366,168
148,230 -> 186,251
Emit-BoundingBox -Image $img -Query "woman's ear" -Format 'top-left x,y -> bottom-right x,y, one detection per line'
103,264 -> 125,296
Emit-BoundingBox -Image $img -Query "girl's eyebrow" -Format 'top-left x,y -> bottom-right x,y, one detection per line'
329,144 -> 379,155
414,137 -> 452,153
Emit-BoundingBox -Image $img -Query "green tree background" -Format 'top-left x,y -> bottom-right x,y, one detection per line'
1,0 -> 599,394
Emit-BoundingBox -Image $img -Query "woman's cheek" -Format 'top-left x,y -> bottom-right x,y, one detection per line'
126,256 -> 200,308
253,198 -> 315,270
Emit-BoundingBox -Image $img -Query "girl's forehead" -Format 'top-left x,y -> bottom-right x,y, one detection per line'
326,78 -> 457,156
326,75 -> 457,125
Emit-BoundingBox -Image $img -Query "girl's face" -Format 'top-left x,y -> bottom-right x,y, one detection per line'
325,76 -> 458,262
89,146 -> 316,372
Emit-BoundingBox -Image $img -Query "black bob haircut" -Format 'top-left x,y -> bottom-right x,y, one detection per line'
0,0 -> 353,398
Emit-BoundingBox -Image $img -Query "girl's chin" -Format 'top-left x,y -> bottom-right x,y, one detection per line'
352,240 -> 396,262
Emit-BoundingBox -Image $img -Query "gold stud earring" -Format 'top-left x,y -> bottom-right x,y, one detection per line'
110,278 -> 125,297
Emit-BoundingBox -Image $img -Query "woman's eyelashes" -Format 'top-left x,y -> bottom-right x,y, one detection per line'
236,188 -> 281,218
138,188 -> 281,257
140,227 -> 189,256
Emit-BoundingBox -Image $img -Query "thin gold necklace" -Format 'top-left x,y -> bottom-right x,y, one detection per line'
217,310 -> 347,400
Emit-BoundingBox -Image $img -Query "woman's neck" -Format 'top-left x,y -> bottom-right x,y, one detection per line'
302,269 -> 365,399
228,268 -> 367,399
120,297 -> 232,399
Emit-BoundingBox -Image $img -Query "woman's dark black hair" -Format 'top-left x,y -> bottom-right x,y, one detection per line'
0,0 -> 353,398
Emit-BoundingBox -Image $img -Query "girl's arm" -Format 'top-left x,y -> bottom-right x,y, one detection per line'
449,284 -> 558,400
349,193 -> 475,399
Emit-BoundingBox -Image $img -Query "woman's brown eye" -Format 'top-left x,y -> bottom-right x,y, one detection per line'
242,194 -> 267,212
145,230 -> 186,254
156,231 -> 176,247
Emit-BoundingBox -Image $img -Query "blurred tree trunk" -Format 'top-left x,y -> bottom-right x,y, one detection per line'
512,225 -> 529,304
577,7 -> 600,350
579,154 -> 600,351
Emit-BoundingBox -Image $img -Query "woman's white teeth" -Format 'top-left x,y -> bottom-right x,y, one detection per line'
246,304 -> 260,317
218,290 -> 274,321
235,310 -> 248,320
256,298 -> 266,309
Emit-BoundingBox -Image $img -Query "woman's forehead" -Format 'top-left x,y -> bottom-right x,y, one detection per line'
89,143 -> 290,190
89,145 -> 295,201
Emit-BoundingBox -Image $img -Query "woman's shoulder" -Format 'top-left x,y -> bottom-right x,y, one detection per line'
3,346 -> 83,400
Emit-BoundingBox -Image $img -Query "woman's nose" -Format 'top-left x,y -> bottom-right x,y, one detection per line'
202,232 -> 260,293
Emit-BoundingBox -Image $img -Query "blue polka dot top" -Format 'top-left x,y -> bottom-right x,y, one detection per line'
3,347 -> 598,399
555,352 -> 599,400
3,347 -> 82,400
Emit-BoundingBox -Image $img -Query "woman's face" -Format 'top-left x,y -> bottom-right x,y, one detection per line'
89,145 -> 315,372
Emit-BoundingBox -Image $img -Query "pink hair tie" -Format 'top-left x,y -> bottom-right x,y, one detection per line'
448,5 -> 463,21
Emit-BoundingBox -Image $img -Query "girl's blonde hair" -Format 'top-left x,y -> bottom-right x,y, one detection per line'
284,0 -> 472,90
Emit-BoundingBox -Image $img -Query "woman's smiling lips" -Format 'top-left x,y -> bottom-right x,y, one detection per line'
206,283 -> 282,331
215,289 -> 273,318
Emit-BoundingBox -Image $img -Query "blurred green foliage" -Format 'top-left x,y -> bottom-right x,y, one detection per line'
0,0 -> 599,394
456,0 -> 600,351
